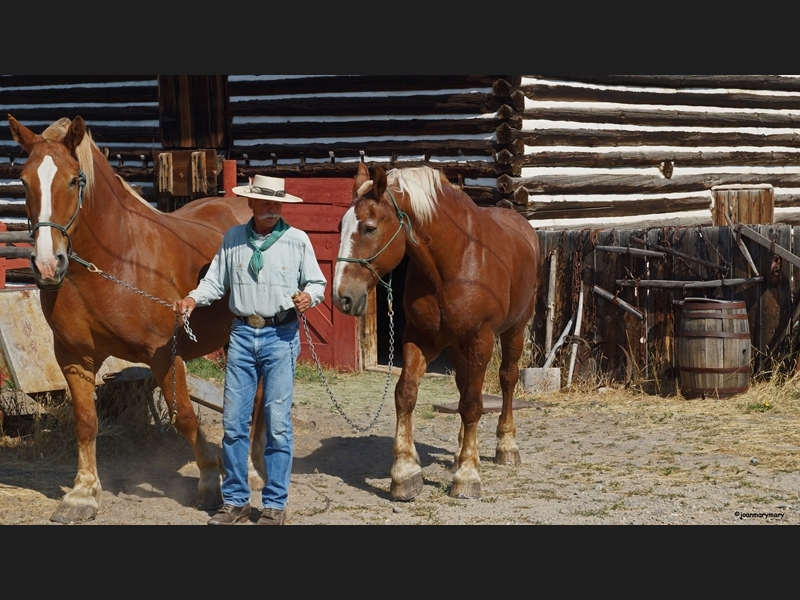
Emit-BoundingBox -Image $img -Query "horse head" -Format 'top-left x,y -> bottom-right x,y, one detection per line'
333,162 -> 411,316
8,114 -> 90,290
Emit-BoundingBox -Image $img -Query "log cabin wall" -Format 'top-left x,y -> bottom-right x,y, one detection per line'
509,75 -> 800,229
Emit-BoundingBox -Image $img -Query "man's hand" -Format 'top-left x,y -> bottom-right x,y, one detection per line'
292,291 -> 312,314
173,297 -> 196,318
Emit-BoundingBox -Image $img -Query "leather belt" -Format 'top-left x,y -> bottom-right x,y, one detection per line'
236,310 -> 297,329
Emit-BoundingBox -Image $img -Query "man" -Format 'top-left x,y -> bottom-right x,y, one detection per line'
173,175 -> 326,525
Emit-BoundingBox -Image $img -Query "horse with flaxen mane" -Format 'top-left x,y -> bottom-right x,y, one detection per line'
8,115 -> 269,523
333,163 -> 542,500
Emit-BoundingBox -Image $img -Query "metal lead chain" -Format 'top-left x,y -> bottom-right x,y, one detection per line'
298,292 -> 395,433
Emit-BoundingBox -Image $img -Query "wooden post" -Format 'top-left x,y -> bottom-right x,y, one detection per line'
711,184 -> 774,226
223,160 -> 238,198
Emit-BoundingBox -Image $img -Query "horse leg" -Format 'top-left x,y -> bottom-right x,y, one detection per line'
446,346 -> 467,473
248,376 -> 267,491
390,339 -> 429,501
450,330 -> 495,500
495,325 -> 525,466
155,356 -> 223,510
49,345 -> 103,523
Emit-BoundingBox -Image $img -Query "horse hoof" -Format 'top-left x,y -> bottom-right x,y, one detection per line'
449,481 -> 482,499
50,503 -> 96,524
193,491 -> 223,512
495,450 -> 521,466
391,472 -> 423,501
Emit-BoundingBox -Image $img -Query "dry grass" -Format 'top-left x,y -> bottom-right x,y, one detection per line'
0,378 -> 184,464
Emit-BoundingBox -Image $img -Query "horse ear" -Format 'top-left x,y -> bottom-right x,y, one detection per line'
7,115 -> 38,152
64,116 -> 87,155
354,162 -> 370,199
372,165 -> 387,199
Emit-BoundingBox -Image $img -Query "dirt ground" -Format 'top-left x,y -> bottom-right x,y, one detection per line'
1,365 -> 799,526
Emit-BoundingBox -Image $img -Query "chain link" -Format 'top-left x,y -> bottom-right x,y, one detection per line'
298,295 -> 395,433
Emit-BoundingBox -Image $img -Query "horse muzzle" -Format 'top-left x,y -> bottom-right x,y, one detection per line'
333,289 -> 368,316
30,252 -> 68,290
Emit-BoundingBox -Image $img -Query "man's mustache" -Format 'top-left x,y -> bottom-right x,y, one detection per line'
257,213 -> 281,220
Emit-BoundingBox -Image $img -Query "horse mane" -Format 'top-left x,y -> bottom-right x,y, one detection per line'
386,166 -> 443,225
42,117 -> 159,213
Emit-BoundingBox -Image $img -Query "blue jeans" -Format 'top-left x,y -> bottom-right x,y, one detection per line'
221,319 -> 299,510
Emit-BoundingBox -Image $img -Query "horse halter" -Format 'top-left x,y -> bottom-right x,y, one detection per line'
337,188 -> 418,293
29,169 -> 91,267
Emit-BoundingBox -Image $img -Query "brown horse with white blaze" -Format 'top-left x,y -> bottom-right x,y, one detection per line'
7,114 -> 264,523
333,163 -> 542,500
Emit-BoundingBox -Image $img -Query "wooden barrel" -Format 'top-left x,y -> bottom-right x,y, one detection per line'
677,298 -> 751,399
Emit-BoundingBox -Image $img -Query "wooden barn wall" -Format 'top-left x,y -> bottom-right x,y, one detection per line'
532,224 -> 799,388
509,75 -> 800,229
0,74 -> 519,226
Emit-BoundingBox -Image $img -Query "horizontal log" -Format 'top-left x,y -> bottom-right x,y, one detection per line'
236,161 -> 504,180
539,75 -> 800,92
527,211 -> 713,231
525,195 -> 710,220
1,105 -> 160,124
0,246 -> 32,258
507,128 -> 800,149
228,75 -> 510,97
515,148 -> 800,169
2,269 -> 35,284
231,93 -> 504,118
0,203 -> 27,216
518,81 -> 800,110
0,231 -> 33,243
0,125 -> 161,145
228,140 -> 496,161
1,75 -> 158,87
230,117 -> 503,141
506,172 -> 800,196
615,277 -> 763,288
522,104 -> 800,129
0,86 -> 159,106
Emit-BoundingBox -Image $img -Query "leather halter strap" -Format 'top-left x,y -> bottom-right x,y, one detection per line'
29,170 -> 93,268
337,188 -> 417,292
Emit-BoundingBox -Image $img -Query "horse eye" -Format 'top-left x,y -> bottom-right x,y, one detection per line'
363,225 -> 377,236
69,177 -> 78,188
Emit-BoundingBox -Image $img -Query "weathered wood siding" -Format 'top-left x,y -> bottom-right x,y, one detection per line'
533,224 -> 799,389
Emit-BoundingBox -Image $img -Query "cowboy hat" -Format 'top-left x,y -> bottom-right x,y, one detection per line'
232,175 -> 303,203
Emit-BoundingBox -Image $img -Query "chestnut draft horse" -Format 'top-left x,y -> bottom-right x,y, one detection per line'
333,163 -> 542,500
8,115 -> 261,523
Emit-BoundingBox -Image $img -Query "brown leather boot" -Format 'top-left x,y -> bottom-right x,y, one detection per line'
207,503 -> 251,525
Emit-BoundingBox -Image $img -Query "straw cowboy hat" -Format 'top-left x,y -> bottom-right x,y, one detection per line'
232,175 -> 303,203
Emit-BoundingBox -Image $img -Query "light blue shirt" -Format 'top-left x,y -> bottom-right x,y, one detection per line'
188,223 -> 327,317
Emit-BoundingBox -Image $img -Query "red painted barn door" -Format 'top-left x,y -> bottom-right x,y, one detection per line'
282,178 -> 357,370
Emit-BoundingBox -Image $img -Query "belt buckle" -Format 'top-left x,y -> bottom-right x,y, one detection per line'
247,315 -> 266,328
